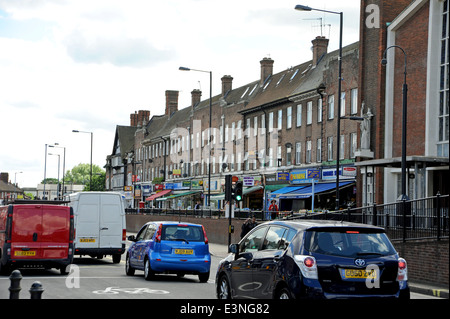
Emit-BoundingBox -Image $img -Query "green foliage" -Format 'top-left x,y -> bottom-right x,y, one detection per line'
64,163 -> 106,191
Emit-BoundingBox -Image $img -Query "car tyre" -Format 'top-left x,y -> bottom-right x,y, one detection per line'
125,254 -> 135,276
198,271 -> 209,283
144,258 -> 155,280
112,254 -> 121,264
217,275 -> 231,299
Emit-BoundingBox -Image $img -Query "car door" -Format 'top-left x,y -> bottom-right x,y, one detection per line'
252,226 -> 288,298
229,226 -> 267,298
129,225 -> 149,268
99,194 -> 124,249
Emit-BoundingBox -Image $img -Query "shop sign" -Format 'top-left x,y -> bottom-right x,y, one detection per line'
277,172 -> 289,181
290,169 -> 321,184
243,176 -> 254,186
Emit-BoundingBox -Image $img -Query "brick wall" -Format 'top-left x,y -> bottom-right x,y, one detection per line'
392,239 -> 449,286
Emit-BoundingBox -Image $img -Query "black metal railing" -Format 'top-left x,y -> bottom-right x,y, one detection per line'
126,194 -> 448,242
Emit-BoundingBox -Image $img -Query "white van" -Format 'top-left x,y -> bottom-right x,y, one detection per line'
67,192 -> 126,263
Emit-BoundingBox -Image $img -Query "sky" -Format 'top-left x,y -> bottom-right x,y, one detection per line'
0,0 -> 361,188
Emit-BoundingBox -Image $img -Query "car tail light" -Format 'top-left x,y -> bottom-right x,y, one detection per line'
294,255 -> 318,279
201,225 -> 208,244
122,229 -> 127,241
397,258 -> 408,281
155,224 -> 163,243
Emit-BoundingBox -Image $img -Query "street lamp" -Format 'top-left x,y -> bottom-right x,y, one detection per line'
73,130 -> 93,190
295,4 -> 343,210
179,66 -> 212,209
382,45 -> 408,200
48,153 -> 60,199
49,144 -> 66,198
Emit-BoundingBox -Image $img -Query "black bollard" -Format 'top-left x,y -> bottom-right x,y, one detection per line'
9,269 -> 22,299
29,281 -> 44,299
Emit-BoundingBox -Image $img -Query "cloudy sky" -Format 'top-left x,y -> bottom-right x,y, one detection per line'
0,0 -> 360,188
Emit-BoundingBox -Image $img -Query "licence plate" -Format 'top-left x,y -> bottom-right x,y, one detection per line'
14,251 -> 36,256
174,249 -> 193,255
341,268 -> 377,279
80,238 -> 96,243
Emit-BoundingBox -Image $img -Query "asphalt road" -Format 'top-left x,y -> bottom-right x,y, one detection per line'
0,250 -> 444,300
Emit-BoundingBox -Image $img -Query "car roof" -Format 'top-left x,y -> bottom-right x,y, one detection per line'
260,219 -> 386,231
145,221 -> 203,227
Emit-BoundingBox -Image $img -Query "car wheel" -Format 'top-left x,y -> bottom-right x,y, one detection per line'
198,271 -> 210,283
125,254 -> 135,276
144,258 -> 155,281
112,254 -> 121,264
60,265 -> 69,275
217,275 -> 231,299
277,287 -> 292,299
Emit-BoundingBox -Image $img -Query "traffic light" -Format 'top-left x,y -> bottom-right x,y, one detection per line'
225,175 -> 232,202
234,181 -> 243,202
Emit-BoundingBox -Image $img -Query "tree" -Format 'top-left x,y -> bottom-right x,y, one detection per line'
64,163 -> 105,191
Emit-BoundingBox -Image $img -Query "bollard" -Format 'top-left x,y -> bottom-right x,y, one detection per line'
9,269 -> 22,299
29,281 -> 44,299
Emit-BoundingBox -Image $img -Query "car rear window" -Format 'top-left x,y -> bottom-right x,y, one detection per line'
304,228 -> 396,258
161,225 -> 204,242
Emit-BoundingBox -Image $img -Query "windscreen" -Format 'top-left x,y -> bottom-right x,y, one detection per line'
304,228 -> 396,258
161,225 -> 204,242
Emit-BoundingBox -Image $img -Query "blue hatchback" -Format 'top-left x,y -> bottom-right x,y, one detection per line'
126,221 -> 211,282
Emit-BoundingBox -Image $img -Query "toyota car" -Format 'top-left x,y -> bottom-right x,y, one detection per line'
216,220 -> 410,299
126,221 -> 211,282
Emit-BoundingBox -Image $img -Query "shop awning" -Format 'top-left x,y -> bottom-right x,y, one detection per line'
145,189 -> 172,201
264,184 -> 290,191
163,190 -> 202,199
278,182 -> 354,199
269,185 -> 308,197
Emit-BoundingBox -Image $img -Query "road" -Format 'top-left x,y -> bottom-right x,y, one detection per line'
0,250 -> 444,300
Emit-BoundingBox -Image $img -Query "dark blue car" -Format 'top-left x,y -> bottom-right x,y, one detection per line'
126,221 -> 211,282
216,220 -> 410,299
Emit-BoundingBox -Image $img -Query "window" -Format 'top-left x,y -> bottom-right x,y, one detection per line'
277,109 -> 283,130
327,136 -> 333,161
307,101 -> 312,125
261,226 -> 288,250
269,112 -> 274,132
340,135 -> 345,160
268,148 -> 274,167
240,226 -> 267,252
261,114 -> 265,134
237,120 -> 242,139
328,95 -> 335,119
438,0 -> 449,157
254,117 -> 258,136
340,92 -> 346,117
306,140 -> 312,163
277,146 -> 282,166
295,142 -> 302,164
317,138 -> 322,162
350,133 -> 357,158
297,104 -> 302,127
351,88 -> 358,115
290,69 -> 299,81
287,106 -> 292,129
318,99 -> 323,122
286,144 -> 292,166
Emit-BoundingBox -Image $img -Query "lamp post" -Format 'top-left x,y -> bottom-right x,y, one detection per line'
381,45 -> 408,200
73,130 -> 93,191
48,153 -> 60,199
49,144 -> 66,198
295,4 -> 343,210
179,66 -> 212,209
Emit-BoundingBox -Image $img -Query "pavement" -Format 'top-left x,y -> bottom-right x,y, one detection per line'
208,242 -> 449,299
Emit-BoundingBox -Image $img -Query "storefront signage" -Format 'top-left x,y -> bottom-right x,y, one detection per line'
243,176 -> 254,186
277,172 -> 289,181
290,169 -> 321,184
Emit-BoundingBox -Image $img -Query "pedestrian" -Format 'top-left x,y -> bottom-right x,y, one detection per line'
269,200 -> 279,220
194,200 -> 201,210
240,216 -> 257,238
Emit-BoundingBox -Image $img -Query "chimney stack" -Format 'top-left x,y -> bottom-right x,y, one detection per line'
130,111 -> 138,126
165,90 -> 179,117
137,110 -> 150,126
221,75 -> 233,97
312,36 -> 329,65
191,89 -> 202,108
260,57 -> 274,85
1,172 -> 9,184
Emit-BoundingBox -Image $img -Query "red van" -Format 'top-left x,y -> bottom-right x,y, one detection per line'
0,203 -> 75,275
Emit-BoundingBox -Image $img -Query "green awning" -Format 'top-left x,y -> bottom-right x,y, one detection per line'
264,184 -> 290,191
209,185 -> 263,201
162,190 -> 202,199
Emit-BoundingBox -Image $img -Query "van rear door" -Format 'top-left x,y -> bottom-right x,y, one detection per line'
11,205 -> 42,259
76,194 -> 100,248
99,194 -> 124,249
41,205 -> 70,259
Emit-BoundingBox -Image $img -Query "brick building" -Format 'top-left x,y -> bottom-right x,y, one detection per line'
117,36 -> 361,211
356,0 -> 449,205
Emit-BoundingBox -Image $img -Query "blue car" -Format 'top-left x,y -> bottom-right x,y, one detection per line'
126,221 -> 211,282
216,220 -> 410,299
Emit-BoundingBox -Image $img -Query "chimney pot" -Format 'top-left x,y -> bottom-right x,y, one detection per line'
221,75 -> 233,97
311,36 -> 329,65
260,57 -> 274,85
191,89 -> 202,108
165,90 -> 179,117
